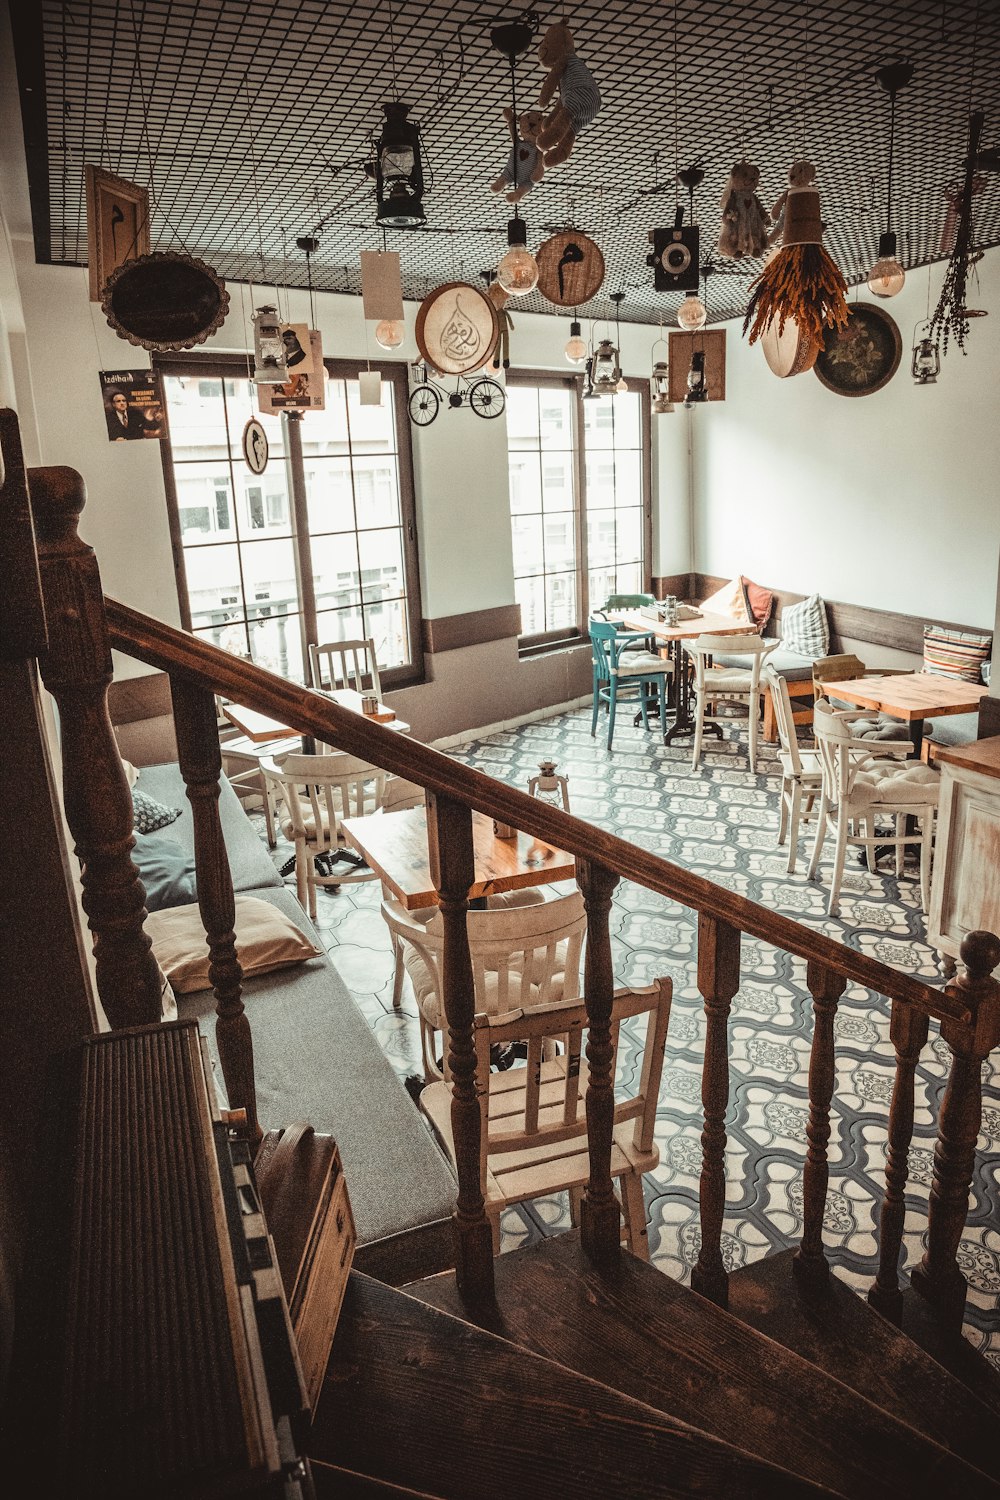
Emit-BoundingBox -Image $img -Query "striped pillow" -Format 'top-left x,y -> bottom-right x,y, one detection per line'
923,625 -> 992,683
779,593 -> 829,660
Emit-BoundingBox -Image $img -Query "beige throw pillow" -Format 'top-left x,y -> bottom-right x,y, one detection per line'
145,895 -> 322,994
701,576 -> 751,623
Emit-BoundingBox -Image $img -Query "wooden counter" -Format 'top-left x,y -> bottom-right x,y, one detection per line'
928,735 -> 1000,973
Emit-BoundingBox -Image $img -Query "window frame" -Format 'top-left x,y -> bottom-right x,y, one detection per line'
155,351 -> 424,689
506,367 -> 652,654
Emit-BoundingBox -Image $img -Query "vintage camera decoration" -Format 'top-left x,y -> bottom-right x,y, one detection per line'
647,210 -> 701,293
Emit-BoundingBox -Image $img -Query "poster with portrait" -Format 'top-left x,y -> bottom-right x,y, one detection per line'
100,369 -> 169,441
257,330 -> 325,413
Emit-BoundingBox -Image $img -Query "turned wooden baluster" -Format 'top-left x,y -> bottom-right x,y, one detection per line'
576,858 -> 622,1265
171,676 -> 261,1146
911,931 -> 1000,1331
427,792 -> 494,1303
793,961 -> 846,1291
691,913 -> 740,1307
30,465 -> 162,1028
868,1000 -> 930,1324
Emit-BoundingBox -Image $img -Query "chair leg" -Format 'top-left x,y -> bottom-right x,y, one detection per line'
569,1184 -> 584,1227
777,779 -> 790,849
691,696 -> 705,771
591,679 -> 600,737
786,783 -> 802,874
828,809 -> 850,917
895,813 -> 906,878
294,838 -> 309,909
490,1211 -> 502,1256
639,683 -> 650,732
919,810 -> 934,913
748,694 -> 759,773
607,680 -> 618,750
807,796 -> 829,880
621,1172 -> 650,1261
390,932 -> 405,1009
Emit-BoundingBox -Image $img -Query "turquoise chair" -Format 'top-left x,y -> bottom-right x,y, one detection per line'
593,593 -> 657,654
589,619 -> 674,750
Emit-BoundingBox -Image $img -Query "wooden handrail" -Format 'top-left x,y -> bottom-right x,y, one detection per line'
105,597 -> 971,1027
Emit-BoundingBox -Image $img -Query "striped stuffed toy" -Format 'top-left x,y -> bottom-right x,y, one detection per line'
923,624 -> 992,682
535,23 -> 601,169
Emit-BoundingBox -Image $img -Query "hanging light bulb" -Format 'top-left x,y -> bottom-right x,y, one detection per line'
375,318 -> 405,349
677,295 -> 707,332
867,63 -> 913,298
497,215 -> 538,296
616,375 -> 629,393
564,318 -> 587,364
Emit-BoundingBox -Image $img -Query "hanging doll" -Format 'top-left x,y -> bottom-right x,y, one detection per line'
486,281 -> 514,371
716,159 -> 771,259
491,107 -> 546,203
534,22 -> 601,168
743,159 -> 849,348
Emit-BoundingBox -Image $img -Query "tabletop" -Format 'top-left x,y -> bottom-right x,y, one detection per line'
225,689 -> 410,743
341,806 -> 575,910
931,734 -> 1000,780
620,608 -> 757,642
827,673 -> 988,721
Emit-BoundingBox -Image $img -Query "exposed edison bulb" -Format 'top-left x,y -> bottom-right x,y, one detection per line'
564,318 -> 586,364
867,257 -> 905,298
498,245 -> 539,296
374,318 -> 405,349
615,375 -> 629,393
677,296 -> 707,332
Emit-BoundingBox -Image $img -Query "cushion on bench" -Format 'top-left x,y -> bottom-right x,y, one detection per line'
138,762 -> 282,892
924,712 -> 979,749
714,647 -> 814,683
178,883 -> 457,1258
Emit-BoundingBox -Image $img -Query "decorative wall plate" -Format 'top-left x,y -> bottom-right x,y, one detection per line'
415,283 -> 499,375
813,303 -> 902,397
535,230 -> 605,307
760,316 -> 818,377
101,251 -> 229,350
242,418 -> 269,475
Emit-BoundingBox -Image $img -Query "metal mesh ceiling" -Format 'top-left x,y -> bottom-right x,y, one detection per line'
15,0 -> 1000,325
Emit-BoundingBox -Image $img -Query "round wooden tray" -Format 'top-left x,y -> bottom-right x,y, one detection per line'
535,230 -> 605,308
813,302 -> 902,397
415,283 -> 500,375
101,251 -> 229,350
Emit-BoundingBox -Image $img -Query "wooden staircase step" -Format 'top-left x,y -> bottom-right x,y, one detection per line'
312,1460 -> 445,1497
409,1232 -> 999,1498
897,1286 -> 1000,1420
726,1247 -> 1000,1482
308,1270 -> 835,1499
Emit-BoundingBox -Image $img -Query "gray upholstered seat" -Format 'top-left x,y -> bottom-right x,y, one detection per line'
924,712 -> 979,749
713,646 -> 814,682
138,762 -> 282,892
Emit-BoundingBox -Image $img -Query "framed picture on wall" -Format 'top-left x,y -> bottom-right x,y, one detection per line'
86,166 -> 151,303
100,369 -> 168,442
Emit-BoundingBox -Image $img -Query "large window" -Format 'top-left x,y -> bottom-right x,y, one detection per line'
158,358 -> 421,687
506,372 -> 650,646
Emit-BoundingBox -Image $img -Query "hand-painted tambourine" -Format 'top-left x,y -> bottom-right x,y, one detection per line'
415,283 -> 500,376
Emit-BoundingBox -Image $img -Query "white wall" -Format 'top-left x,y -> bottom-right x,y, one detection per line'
691,249 -> 1000,629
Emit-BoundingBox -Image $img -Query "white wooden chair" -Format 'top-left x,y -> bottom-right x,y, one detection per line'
216,698 -> 299,849
261,751 -> 387,918
807,701 -> 940,916
309,638 -> 383,699
381,890 -> 586,1081
764,664 -> 823,874
683,632 -> 779,773
419,977 -> 672,1259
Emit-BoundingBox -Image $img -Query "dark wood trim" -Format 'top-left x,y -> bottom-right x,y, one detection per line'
8,4 -> 51,264
978,697 -> 1000,739
421,602 -> 521,655
0,409 -> 47,659
107,670 -> 173,725
105,591 -> 974,1027
653,573 -> 695,601
691,573 -> 992,655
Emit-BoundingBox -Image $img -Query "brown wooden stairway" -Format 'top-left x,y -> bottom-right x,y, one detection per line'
301,1236 -> 1000,1499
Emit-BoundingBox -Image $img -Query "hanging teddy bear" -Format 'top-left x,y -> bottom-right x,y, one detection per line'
716,158 -> 771,259
491,106 -> 546,203
486,281 -> 514,372
534,22 -> 601,169
766,159 -> 821,248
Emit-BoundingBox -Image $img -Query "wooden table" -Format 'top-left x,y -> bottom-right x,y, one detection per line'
225,689 -> 410,744
824,673 -> 986,757
341,806 -> 574,910
620,608 -> 758,744
928,735 -> 1000,975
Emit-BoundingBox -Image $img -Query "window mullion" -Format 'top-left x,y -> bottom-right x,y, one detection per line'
283,410 -> 318,679
574,379 -> 590,627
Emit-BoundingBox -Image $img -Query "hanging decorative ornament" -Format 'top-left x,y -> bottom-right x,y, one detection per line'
361,249 -> 405,317
535,229 -> 605,307
564,317 -> 587,364
866,64 -> 912,299
716,159 -> 771,259
760,316 -> 819,378
743,160 -> 848,349
497,214 -> 539,295
416,283 -> 500,376
591,339 -> 621,396
684,349 -> 708,405
241,418 -> 269,476
911,264 -> 940,385
359,370 -> 383,406
485,278 -> 514,372
930,109 -> 988,355
650,325 -> 673,413
610,291 -> 628,393
373,103 -> 426,228
251,304 -> 289,383
813,303 -> 902,397
101,251 -> 229,351
677,295 -> 707,331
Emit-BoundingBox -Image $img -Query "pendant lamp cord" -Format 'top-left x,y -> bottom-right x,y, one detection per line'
886,86 -> 896,237
509,54 -> 521,221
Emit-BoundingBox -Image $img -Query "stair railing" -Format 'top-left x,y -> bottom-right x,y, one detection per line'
24,453 -> 1000,1331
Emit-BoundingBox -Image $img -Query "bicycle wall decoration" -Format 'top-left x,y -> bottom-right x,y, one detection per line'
407,362 -> 507,426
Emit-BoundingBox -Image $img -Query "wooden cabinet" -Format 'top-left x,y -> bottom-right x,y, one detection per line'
929,736 -> 1000,972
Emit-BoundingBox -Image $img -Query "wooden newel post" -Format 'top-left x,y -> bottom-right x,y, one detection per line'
794,960 -> 846,1292
427,792 -> 494,1304
30,465 -> 162,1029
692,913 -> 740,1307
171,677 -> 261,1146
868,1000 -> 930,1324
911,931 -> 1000,1332
576,858 -> 622,1266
